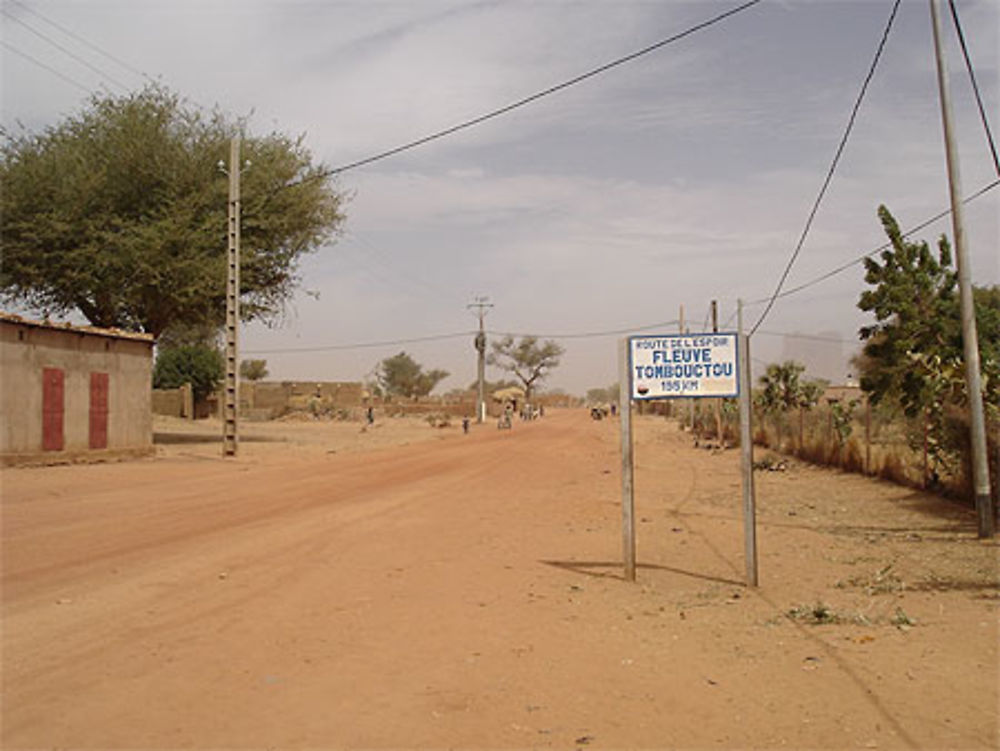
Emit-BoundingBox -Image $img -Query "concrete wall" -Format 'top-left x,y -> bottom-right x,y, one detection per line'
152,383 -> 194,419
233,381 -> 365,419
1,316 -> 154,462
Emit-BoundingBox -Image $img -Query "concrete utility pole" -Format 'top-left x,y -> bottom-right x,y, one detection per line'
223,136 -> 241,457
468,296 -> 493,423
737,299 -> 759,585
929,0 -> 994,537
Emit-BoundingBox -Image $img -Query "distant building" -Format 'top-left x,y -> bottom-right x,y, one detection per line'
1,313 -> 154,464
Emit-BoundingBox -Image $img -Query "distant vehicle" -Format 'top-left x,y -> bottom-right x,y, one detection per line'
590,405 -> 610,421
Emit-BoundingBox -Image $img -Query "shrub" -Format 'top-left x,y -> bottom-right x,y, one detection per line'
153,345 -> 223,403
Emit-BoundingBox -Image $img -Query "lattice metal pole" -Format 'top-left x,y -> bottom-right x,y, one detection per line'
223,136 -> 241,457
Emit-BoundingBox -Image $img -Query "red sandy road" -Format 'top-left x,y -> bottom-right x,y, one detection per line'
2,409 -> 997,749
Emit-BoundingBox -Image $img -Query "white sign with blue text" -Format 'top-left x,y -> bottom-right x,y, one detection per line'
629,333 -> 739,400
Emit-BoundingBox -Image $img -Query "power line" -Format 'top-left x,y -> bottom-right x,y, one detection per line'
243,316 -> 687,355
756,330 -> 858,345
743,177 -> 1000,307
311,175 -> 1000,358
1,8 -> 131,91
243,330 -> 474,355
749,0 -> 901,336
947,0 -> 1000,176
491,319 -> 680,341
286,0 -> 762,186
6,0 -> 149,83
0,39 -> 91,93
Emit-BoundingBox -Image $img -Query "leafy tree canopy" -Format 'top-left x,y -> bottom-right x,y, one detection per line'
755,361 -> 820,413
466,378 -> 520,393
487,335 -> 565,400
377,352 -> 449,399
153,344 -> 223,403
1,84 -> 345,336
856,205 -> 997,416
586,383 -> 619,404
240,359 -> 269,382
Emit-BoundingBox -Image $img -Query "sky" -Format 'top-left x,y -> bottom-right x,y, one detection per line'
2,0 -> 998,395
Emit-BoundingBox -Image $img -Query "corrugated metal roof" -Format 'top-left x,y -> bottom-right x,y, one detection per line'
0,311 -> 155,343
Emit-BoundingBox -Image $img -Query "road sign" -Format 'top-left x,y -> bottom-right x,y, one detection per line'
628,333 -> 739,400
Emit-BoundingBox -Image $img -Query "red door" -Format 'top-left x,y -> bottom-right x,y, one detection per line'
89,372 -> 109,449
42,368 -> 65,451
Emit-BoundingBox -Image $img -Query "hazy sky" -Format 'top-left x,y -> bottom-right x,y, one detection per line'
3,0 -> 998,394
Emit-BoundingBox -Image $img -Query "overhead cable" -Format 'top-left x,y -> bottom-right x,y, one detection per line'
491,319 -> 680,341
947,0 -> 1000,176
244,317 -> 687,355
6,0 -> 149,82
0,39 -> 91,93
743,177 -> 1000,307
1,8 -> 130,91
243,330 -> 474,355
749,0 -> 901,335
288,0 -> 762,185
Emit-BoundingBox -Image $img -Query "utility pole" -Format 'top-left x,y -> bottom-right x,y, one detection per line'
712,300 -> 724,445
468,296 -> 493,423
680,305 -> 693,430
223,136 -> 240,457
929,0 -> 994,537
738,299 -> 758,585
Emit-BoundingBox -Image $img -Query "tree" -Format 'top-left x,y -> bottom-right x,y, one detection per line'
586,383 -> 619,404
240,359 -> 269,382
488,335 -> 565,402
755,361 -> 808,449
856,205 -> 961,417
466,378 -> 520,393
153,344 -> 223,403
856,206 -> 999,478
377,352 -> 449,399
0,84 -> 345,337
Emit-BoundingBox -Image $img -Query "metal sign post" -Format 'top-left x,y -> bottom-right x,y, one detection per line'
620,327 -> 758,586
619,339 -> 636,582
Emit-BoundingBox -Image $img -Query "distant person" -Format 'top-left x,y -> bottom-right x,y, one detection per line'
366,406 -> 374,425
610,403 -> 617,417
462,416 -> 470,434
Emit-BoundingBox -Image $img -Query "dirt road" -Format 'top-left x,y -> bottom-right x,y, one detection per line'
2,409 -> 997,748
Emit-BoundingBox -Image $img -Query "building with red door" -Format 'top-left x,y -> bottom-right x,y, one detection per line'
1,313 -> 154,465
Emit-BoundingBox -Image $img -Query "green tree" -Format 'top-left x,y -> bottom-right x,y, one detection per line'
240,359 -> 269,382
488,335 -> 565,402
153,344 -> 224,403
0,84 -> 345,336
377,352 -> 449,399
856,205 -> 961,416
586,383 -> 619,404
857,206 -> 999,477
466,378 -> 520,393
755,361 -> 810,450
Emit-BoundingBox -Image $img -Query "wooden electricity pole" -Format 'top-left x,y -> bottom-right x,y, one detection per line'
929,0 -> 994,536
223,136 -> 240,457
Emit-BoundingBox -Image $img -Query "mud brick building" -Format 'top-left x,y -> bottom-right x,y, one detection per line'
0,312 -> 154,464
